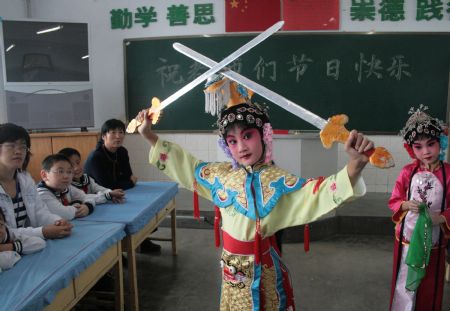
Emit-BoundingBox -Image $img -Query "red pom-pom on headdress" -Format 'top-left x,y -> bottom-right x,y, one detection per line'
403,143 -> 416,159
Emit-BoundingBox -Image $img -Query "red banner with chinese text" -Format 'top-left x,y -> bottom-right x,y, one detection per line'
225,0 -> 281,32
282,0 -> 339,30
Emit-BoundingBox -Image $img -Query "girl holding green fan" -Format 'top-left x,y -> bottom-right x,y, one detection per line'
389,105 -> 450,311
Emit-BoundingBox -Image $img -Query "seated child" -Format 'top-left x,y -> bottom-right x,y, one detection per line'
0,209 -> 45,271
58,148 -> 125,204
37,154 -> 96,220
0,123 -> 72,241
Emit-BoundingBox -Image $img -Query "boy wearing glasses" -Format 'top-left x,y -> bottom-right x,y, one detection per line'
37,154 -> 95,220
58,147 -> 125,204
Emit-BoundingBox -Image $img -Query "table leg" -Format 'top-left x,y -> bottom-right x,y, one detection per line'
171,206 -> 177,256
114,243 -> 124,311
125,237 -> 139,311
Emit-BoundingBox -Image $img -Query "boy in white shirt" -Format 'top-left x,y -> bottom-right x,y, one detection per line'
37,154 -> 95,220
58,148 -> 125,204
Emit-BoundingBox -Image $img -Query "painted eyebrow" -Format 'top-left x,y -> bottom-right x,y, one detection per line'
241,128 -> 257,135
413,139 -> 435,145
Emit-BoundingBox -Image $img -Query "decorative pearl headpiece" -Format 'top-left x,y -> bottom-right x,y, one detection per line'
400,105 -> 445,145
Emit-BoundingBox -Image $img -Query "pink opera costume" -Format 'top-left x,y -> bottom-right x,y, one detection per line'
389,106 -> 450,311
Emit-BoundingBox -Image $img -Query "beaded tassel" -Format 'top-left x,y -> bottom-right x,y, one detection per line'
204,78 -> 230,116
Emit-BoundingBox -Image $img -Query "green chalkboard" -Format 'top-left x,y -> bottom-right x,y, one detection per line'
125,33 -> 450,133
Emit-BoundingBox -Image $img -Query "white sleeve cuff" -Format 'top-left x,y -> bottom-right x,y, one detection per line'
352,175 -> 367,198
0,251 -> 21,270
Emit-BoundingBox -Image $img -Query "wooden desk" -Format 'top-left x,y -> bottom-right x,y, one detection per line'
78,182 -> 178,311
0,221 -> 125,311
45,241 -> 123,311
122,197 -> 176,311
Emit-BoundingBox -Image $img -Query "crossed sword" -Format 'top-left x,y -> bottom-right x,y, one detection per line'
127,21 -> 394,169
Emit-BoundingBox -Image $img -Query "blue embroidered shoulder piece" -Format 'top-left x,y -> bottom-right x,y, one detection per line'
195,162 -> 305,220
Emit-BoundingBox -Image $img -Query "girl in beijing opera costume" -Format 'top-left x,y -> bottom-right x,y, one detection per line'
389,106 -> 450,311
133,76 -> 374,310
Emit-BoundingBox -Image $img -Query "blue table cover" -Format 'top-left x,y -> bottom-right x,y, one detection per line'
79,182 -> 179,235
0,221 -> 125,311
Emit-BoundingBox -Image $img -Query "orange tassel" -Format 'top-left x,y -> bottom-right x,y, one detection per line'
193,180 -> 200,220
214,206 -> 221,248
304,224 -> 310,252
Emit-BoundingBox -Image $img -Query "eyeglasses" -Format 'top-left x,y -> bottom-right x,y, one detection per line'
0,143 -> 29,153
49,169 -> 74,176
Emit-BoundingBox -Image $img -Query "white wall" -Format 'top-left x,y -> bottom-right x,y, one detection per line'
0,0 -> 446,193
0,0 -> 28,17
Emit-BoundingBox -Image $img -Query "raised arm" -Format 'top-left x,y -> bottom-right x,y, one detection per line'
344,130 -> 374,186
137,108 -> 159,146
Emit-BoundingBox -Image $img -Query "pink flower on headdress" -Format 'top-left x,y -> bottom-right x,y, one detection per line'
263,123 -> 273,164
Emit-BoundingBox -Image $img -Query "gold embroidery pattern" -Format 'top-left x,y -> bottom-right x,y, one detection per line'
199,164 -> 300,208
219,251 -> 282,311
261,264 -> 281,311
220,251 -> 253,310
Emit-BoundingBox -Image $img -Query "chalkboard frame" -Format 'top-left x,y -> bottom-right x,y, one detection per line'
124,32 -> 450,134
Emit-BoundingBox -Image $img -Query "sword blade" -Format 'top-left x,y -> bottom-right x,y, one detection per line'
172,43 -> 327,130
158,21 -> 284,111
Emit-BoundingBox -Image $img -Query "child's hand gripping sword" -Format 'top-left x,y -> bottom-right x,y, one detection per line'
126,21 -> 284,133
172,43 -> 394,169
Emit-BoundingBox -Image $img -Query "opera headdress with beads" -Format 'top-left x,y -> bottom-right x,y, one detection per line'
204,75 -> 273,168
400,105 -> 448,160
